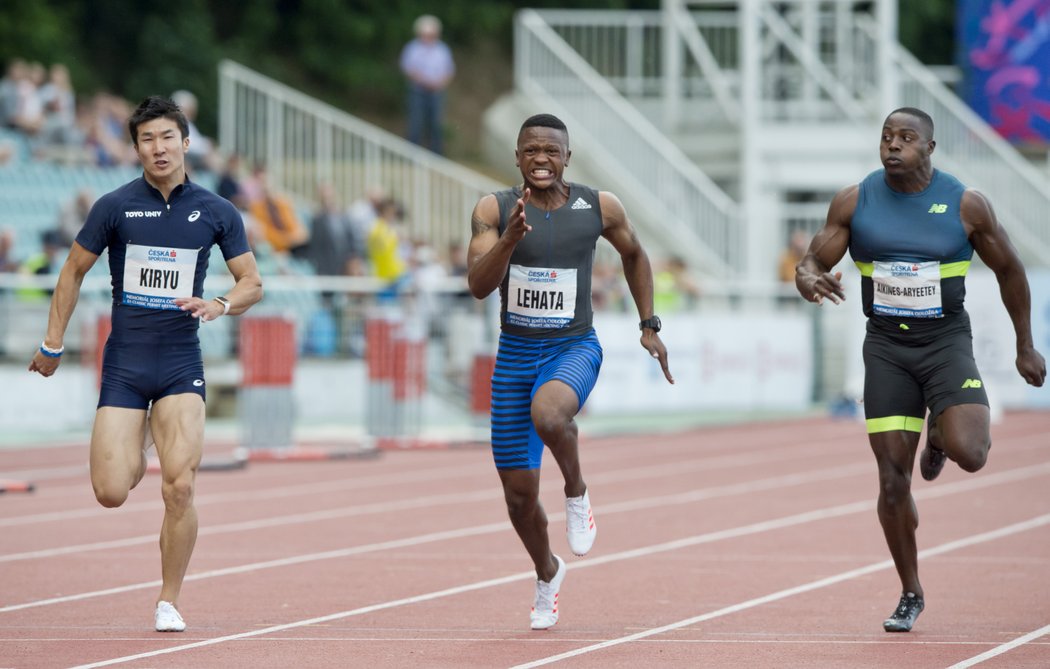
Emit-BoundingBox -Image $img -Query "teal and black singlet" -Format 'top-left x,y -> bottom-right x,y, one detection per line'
488,184 -> 605,469
850,169 -> 988,433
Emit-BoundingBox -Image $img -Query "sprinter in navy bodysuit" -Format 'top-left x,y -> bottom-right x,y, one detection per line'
29,96 -> 263,633
795,107 -> 1045,633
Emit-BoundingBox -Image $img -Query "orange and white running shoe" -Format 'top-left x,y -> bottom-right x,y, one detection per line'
565,490 -> 596,556
530,555 -> 566,630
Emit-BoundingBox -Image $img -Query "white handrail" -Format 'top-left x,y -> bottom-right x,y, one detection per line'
218,60 -> 507,255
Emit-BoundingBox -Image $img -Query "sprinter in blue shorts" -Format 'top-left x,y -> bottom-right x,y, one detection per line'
795,107 -> 1045,633
467,113 -> 674,630
29,96 -> 263,632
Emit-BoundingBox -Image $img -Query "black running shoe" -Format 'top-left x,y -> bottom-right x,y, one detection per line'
919,445 -> 947,481
919,413 -> 947,481
883,592 -> 924,632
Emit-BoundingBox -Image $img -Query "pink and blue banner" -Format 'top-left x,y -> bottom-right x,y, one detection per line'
959,0 -> 1050,144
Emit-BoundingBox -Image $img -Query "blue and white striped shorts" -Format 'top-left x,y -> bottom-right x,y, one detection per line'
490,329 -> 603,470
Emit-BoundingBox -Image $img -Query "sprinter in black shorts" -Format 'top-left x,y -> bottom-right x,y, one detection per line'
795,107 -> 1045,632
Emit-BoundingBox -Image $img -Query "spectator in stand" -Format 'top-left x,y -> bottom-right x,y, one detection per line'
17,229 -> 65,300
36,63 -> 82,157
1,59 -> 44,136
778,229 -> 810,283
216,153 -> 247,210
304,182 -> 364,276
653,255 -> 701,314
0,59 -> 25,128
777,228 -> 810,307
347,184 -> 386,244
246,163 -> 309,257
367,198 -> 409,299
0,227 -> 19,272
84,92 -> 136,166
400,14 -> 455,155
55,188 -> 95,247
171,90 -> 217,173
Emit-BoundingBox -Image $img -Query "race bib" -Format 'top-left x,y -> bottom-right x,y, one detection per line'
507,265 -> 577,329
871,260 -> 942,318
122,243 -> 199,310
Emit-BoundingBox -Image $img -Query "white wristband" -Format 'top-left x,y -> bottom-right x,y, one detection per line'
213,296 -> 231,316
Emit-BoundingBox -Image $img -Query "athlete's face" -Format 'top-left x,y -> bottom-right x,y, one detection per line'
134,117 -> 189,182
515,126 -> 570,190
879,113 -> 933,175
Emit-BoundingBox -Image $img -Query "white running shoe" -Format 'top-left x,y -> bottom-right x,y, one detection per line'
565,490 -> 596,556
154,600 -> 186,632
530,555 -> 566,630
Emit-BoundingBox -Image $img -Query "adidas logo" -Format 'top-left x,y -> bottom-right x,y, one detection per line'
961,378 -> 982,389
571,197 -> 592,210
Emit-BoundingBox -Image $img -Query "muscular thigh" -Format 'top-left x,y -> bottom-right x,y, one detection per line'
91,406 -> 149,472
151,394 -> 205,473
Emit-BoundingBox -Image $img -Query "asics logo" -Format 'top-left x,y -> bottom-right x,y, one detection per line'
570,197 -> 592,210
928,204 -> 948,214
961,378 -> 982,389
188,210 -> 201,222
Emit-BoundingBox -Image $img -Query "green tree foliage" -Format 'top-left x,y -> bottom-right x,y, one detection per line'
0,0 -> 955,151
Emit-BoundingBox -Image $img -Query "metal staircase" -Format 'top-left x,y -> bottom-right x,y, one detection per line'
495,1 -> 1050,279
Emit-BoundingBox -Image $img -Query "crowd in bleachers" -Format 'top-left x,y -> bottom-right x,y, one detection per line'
0,57 -> 463,305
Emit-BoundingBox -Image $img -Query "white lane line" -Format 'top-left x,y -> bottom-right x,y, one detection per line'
0,453 -> 870,563
67,512 -> 1050,668
0,433 -> 846,528
509,514 -> 1050,668
1,462 -> 869,610
0,461 -> 477,528
946,623 -> 1050,668
4,460 -> 1048,613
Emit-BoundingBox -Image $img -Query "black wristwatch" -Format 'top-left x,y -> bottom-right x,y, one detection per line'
639,316 -> 661,333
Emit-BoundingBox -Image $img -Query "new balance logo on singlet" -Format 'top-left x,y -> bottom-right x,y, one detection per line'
961,378 -> 982,389
571,197 -> 592,210
928,204 -> 948,214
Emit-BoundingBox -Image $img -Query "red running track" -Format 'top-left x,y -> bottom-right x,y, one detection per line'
1,412 -> 1048,668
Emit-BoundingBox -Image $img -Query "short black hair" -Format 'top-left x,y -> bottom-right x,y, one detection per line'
886,107 -> 934,141
519,113 -> 569,143
128,96 -> 190,145
521,113 -> 567,132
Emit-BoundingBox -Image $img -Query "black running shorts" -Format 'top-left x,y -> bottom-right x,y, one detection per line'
862,317 -> 989,434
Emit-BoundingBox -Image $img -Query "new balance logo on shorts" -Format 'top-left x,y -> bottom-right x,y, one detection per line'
571,197 -> 592,210
961,378 -> 982,389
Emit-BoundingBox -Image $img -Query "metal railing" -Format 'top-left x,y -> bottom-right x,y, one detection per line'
516,9 -> 742,274
218,60 -> 507,255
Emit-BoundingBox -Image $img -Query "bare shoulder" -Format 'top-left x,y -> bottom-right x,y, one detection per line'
598,190 -> 627,228
960,188 -> 996,234
826,183 -> 860,225
471,194 -> 500,237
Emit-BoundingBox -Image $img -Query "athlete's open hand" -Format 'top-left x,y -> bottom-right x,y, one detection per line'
641,331 -> 674,384
801,270 -> 844,305
28,350 -> 62,377
504,188 -> 533,243
1017,347 -> 1046,387
175,296 -> 222,322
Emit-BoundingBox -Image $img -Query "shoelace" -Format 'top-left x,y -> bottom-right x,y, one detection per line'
534,579 -> 557,610
566,498 -> 590,532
